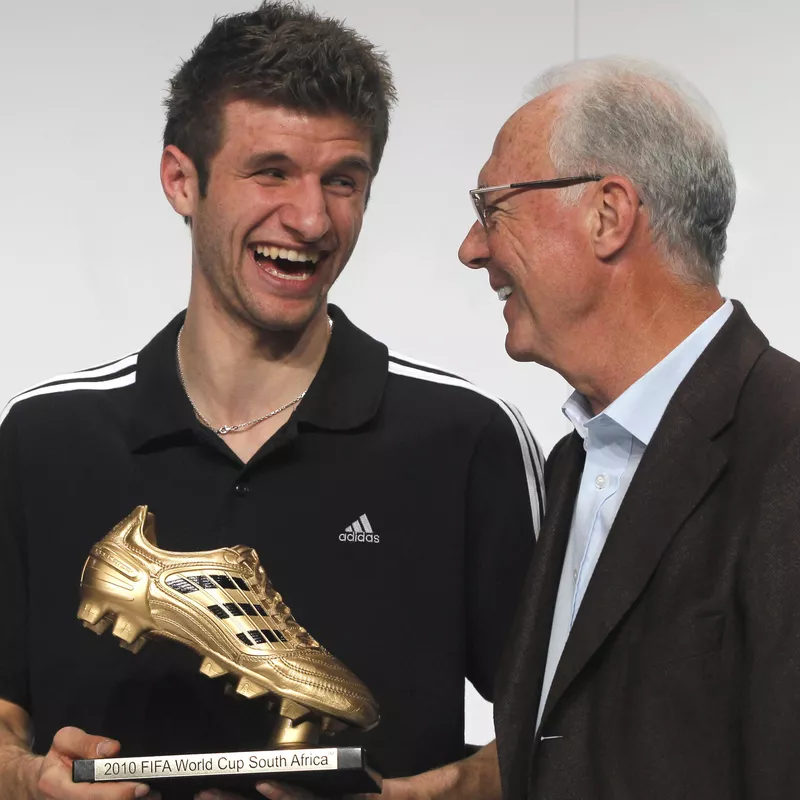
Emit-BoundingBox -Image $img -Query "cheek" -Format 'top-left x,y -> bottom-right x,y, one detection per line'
510,215 -> 584,274
331,204 -> 364,248
213,181 -> 276,229
506,238 -> 585,317
496,226 -> 549,288
195,189 -> 237,237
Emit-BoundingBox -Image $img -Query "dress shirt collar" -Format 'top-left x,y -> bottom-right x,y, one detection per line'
562,299 -> 734,445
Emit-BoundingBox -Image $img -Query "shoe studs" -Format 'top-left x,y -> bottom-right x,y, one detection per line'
77,603 -> 149,652
119,637 -> 148,654
278,697 -> 311,722
82,617 -> 112,636
234,677 -> 269,699
201,656 -> 276,702
78,601 -> 107,626
199,656 -> 227,679
112,616 -> 145,644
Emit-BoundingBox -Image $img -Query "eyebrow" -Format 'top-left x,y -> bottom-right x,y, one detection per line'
243,151 -> 293,171
242,151 -> 374,177
330,156 -> 374,178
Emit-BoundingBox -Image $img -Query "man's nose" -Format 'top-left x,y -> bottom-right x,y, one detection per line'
280,180 -> 332,242
458,220 -> 490,270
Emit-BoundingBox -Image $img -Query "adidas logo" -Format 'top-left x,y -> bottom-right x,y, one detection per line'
339,514 -> 380,544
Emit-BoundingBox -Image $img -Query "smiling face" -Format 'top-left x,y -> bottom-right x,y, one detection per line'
177,100 -> 372,332
458,93 -> 610,369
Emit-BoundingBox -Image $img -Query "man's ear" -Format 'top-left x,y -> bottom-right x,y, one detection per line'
161,145 -> 200,219
588,175 -> 641,261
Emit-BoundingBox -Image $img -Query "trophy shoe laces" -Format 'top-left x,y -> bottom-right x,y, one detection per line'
228,545 -> 316,648
77,505 -> 379,735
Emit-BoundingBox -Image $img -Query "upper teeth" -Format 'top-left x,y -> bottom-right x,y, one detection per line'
497,286 -> 513,301
254,245 -> 320,264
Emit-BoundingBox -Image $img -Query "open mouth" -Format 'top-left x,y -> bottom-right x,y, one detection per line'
250,245 -> 323,282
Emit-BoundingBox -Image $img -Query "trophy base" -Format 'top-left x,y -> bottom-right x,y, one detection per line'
72,746 -> 381,797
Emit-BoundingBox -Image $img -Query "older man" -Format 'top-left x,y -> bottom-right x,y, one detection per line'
459,57 -> 800,799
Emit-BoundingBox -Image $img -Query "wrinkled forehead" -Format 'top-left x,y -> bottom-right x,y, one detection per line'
478,94 -> 560,186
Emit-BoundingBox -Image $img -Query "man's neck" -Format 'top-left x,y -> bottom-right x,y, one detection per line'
177,299 -> 332,462
567,286 -> 725,416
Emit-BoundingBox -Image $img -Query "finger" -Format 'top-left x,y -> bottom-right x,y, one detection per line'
38,764 -> 152,800
255,780 -> 321,800
38,749 -> 152,800
83,783 -> 154,799
51,726 -> 122,760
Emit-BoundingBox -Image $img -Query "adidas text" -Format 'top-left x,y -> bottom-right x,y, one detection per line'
339,532 -> 380,543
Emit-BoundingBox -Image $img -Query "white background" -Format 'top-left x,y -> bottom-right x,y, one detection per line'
1,0 -> 798,745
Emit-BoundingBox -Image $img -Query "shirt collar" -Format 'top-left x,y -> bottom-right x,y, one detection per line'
562,392 -> 593,441
126,304 -> 388,451
562,299 -> 734,445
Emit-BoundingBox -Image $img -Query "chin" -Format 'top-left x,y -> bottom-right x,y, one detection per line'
253,312 -> 316,333
504,329 -> 541,363
244,297 -> 324,333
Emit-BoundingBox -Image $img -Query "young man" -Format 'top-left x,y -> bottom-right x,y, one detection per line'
0,4 -> 543,800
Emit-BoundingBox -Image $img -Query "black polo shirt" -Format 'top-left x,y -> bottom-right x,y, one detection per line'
0,306 -> 543,789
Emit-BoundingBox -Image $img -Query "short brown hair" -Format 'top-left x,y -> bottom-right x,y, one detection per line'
163,1 -> 397,194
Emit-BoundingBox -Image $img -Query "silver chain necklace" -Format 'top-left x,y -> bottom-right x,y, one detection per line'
176,316 -> 332,436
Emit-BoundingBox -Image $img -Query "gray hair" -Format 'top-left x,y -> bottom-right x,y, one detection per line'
527,57 -> 736,285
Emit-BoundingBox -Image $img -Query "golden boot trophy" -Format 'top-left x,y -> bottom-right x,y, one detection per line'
73,506 -> 381,796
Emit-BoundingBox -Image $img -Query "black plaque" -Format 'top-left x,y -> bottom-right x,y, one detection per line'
73,745 -> 381,797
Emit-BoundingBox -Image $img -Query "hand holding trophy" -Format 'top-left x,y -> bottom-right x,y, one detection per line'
73,506 -> 381,797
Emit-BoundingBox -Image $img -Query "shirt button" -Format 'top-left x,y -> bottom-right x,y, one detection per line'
594,474 -> 608,489
573,569 -> 578,583
234,483 -> 250,497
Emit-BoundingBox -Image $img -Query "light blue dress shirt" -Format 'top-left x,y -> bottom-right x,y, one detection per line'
535,299 -> 734,732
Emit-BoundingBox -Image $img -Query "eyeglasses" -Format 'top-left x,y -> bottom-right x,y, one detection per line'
469,175 -> 603,227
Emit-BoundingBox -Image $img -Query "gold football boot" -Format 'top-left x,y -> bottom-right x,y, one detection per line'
77,506 -> 379,746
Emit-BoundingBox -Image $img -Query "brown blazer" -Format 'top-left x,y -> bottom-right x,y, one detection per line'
495,302 -> 800,800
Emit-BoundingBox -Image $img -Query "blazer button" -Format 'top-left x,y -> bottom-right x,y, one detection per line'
234,483 -> 250,497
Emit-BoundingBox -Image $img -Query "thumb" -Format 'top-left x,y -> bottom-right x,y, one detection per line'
51,726 -> 121,760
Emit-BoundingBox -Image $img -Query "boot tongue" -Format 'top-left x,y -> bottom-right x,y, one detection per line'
229,545 -> 265,587
229,544 -> 258,565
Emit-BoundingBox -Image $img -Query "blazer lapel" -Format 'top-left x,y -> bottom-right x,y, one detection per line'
496,433 -> 585,799
538,301 -> 769,732
539,407 -> 726,728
